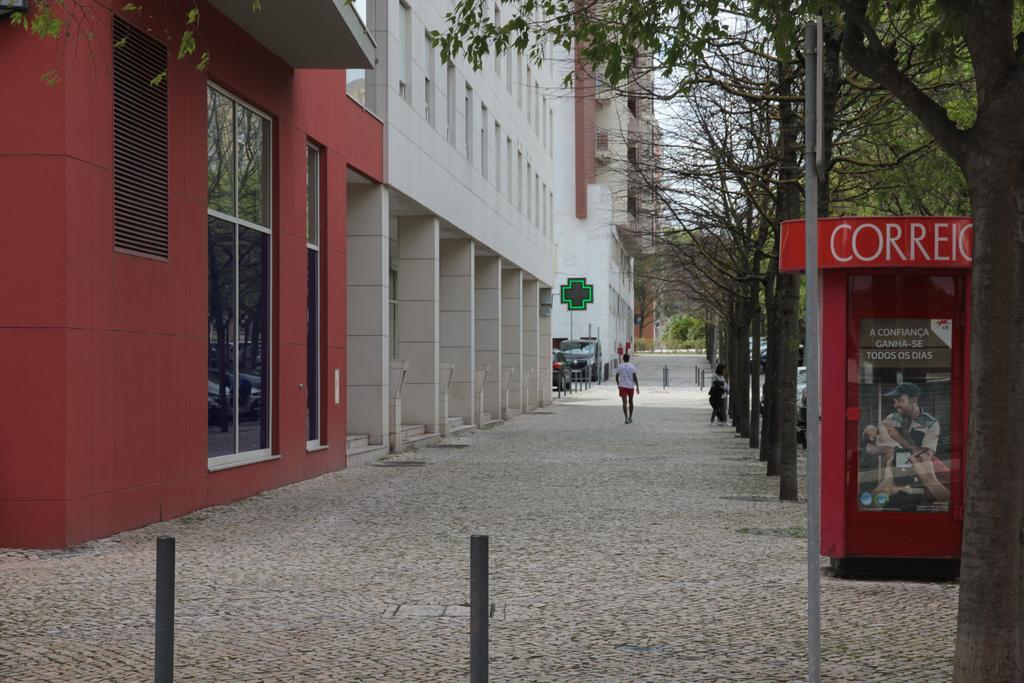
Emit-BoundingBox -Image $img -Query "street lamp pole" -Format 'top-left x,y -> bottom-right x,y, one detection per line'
804,18 -> 823,683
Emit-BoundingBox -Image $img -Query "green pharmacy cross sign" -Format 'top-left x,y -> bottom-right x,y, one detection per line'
560,277 -> 594,311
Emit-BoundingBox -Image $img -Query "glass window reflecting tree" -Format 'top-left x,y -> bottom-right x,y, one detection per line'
207,84 -> 272,462
306,144 -> 322,447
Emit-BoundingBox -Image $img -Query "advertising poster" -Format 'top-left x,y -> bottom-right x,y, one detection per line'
857,318 -> 953,513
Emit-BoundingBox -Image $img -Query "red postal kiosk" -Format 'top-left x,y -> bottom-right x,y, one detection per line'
780,217 -> 972,575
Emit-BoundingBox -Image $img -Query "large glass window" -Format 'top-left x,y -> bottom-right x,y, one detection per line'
306,145 -> 322,446
207,85 -> 272,462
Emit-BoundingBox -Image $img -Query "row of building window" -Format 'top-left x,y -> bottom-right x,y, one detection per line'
394,0 -> 553,235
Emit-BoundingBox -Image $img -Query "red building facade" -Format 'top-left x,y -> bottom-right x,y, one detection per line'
0,2 -> 382,547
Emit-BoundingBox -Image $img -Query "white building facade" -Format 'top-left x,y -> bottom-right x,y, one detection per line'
551,48 -> 656,377
346,0 -> 558,459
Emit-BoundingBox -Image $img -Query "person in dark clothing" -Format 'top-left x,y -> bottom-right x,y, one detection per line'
709,363 -> 728,424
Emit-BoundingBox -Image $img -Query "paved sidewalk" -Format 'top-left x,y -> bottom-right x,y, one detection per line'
0,354 -> 956,681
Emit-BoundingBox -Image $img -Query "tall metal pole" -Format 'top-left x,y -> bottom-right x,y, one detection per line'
470,534 -> 489,682
154,536 -> 175,683
804,19 -> 822,683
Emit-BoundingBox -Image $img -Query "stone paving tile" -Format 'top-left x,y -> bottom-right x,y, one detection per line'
0,354 -> 956,681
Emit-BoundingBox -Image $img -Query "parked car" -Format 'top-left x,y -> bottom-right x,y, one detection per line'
796,366 -> 807,448
755,340 -> 805,370
758,365 -> 808,446
552,350 -> 572,389
558,339 -> 601,381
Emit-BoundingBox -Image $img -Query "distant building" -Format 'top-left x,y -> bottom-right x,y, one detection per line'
552,48 -> 661,372
343,0 -> 558,459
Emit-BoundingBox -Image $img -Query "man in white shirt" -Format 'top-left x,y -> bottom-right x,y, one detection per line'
616,354 -> 639,423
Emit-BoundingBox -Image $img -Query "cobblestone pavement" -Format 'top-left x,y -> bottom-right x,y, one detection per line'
1,354 -> 957,682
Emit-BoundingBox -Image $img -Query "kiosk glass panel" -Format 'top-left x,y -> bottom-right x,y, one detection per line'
851,275 -> 957,514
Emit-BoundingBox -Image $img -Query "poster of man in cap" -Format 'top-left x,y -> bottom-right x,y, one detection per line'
857,319 -> 953,512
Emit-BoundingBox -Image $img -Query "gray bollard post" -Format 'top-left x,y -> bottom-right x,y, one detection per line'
155,536 -> 175,683
470,535 -> 489,683
663,365 -> 668,389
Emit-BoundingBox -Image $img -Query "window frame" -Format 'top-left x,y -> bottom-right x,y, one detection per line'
464,83 -> 474,161
206,82 -> 276,472
446,64 -> 457,145
424,29 -> 435,125
399,0 -> 411,101
480,102 -> 488,178
306,143 -> 324,450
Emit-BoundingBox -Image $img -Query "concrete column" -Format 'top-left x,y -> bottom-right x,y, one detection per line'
522,278 -> 539,411
501,267 -> 523,418
440,239 -> 475,426
539,287 -> 553,405
346,183 -> 389,445
397,216 -> 440,433
474,255 -> 502,422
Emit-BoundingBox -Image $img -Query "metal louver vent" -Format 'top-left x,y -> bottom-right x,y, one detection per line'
113,16 -> 168,260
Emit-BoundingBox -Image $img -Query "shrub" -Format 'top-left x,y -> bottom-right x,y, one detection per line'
633,337 -> 653,352
664,314 -> 706,349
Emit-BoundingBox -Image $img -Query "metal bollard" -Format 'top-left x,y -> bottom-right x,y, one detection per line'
470,535 -> 489,683
663,365 -> 668,389
155,536 -> 175,683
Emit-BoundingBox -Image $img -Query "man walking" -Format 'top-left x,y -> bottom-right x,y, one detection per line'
616,354 -> 639,423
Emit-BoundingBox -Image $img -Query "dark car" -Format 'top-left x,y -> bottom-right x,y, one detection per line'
559,339 -> 601,381
552,350 -> 572,389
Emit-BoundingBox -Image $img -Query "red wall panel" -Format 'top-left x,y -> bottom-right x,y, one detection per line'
0,157 -> 68,328
0,329 -> 67,501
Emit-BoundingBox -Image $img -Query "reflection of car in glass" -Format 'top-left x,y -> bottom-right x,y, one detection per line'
796,366 -> 807,448
207,372 -> 262,423
552,350 -> 572,389
559,340 -> 601,381
759,365 -> 808,446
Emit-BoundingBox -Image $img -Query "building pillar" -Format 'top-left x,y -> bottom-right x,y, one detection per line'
501,267 -> 523,418
440,239 -> 475,425
539,286 -> 553,405
397,216 -> 440,433
346,183 -> 389,446
474,255 -> 502,422
522,278 -> 539,411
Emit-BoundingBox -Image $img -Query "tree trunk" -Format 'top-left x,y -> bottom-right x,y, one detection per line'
775,52 -> 801,500
760,269 -> 777,464
728,300 -> 750,437
776,274 -> 800,500
749,274 -> 761,449
953,157 -> 1024,681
